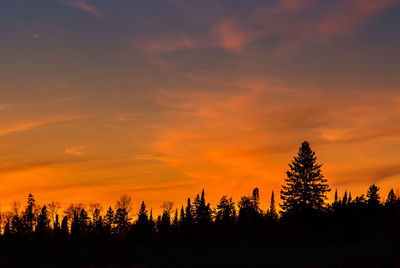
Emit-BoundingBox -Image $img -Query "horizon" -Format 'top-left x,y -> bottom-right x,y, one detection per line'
1,0 -> 400,216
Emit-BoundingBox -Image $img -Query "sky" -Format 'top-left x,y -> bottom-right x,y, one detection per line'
1,0 -> 400,215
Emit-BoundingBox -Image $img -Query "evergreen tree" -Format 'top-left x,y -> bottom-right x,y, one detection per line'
115,208 -> 130,234
36,205 -> 50,234
149,209 -> 155,229
179,206 -> 185,225
79,209 -> 89,232
385,188 -> 396,207
266,191 -> 278,222
193,189 -> 212,225
173,208 -> 178,227
54,214 -> 60,232
24,193 -> 36,232
137,201 -> 149,226
348,192 -> 352,204
61,216 -> 69,236
184,198 -> 193,226
342,191 -> 348,206
334,189 -> 338,204
367,184 -> 381,207
280,141 -> 330,213
216,196 -> 236,223
104,206 -> 115,232
4,220 -> 11,237
71,211 -> 81,236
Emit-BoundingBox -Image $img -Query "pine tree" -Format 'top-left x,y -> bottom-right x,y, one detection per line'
185,198 -> 193,226
36,205 -> 50,234
61,216 -> 69,236
104,206 -> 115,230
386,188 -> 397,207
334,189 -> 338,204
173,208 -> 178,227
115,208 -> 130,233
280,141 -> 330,213
342,191 -> 348,206
216,196 -> 236,223
149,209 -> 154,229
24,193 -> 36,232
54,214 -> 60,232
179,206 -> 185,224
193,189 -> 212,225
266,191 -> 278,222
137,201 -> 149,226
367,184 -> 381,207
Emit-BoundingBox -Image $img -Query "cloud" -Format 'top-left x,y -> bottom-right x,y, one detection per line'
0,104 -> 12,111
0,115 -> 90,137
61,0 -> 106,18
335,164 -> 400,187
30,33 -> 43,39
65,146 -> 86,156
137,34 -> 198,54
153,0 -> 398,54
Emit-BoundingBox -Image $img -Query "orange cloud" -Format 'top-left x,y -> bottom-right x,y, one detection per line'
65,146 -> 86,156
145,74 -> 400,206
0,115 -> 89,137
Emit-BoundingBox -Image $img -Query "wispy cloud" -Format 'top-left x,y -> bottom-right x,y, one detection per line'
30,33 -> 43,39
151,0 -> 398,54
0,115 -> 90,137
61,0 -> 106,18
65,146 -> 86,156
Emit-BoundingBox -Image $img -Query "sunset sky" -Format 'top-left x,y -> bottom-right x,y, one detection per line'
1,0 -> 400,214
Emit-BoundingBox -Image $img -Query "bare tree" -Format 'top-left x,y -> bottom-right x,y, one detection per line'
161,201 -> 174,215
47,201 -> 62,225
89,202 -> 103,219
116,194 -> 133,214
11,201 -> 21,216
64,203 -> 86,220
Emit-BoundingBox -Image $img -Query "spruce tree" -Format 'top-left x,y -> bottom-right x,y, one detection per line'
342,191 -> 348,206
61,216 -> 69,236
137,201 -> 149,225
36,205 -> 50,234
386,188 -> 397,207
280,141 -> 330,213
367,184 -> 381,207
266,191 -> 278,222
24,193 -> 36,232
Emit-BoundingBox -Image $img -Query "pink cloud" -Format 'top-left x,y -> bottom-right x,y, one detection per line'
61,0 -> 106,18
137,34 -> 197,54
159,0 -> 398,54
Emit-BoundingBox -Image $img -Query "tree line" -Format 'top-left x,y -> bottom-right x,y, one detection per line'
0,141 -> 399,267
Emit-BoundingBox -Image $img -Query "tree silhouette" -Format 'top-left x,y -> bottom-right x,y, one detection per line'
23,193 -> 36,232
385,188 -> 397,207
137,201 -> 149,226
36,205 -> 50,235
280,141 -> 330,214
104,206 -> 115,234
193,190 -> 212,226
184,198 -> 193,226
216,196 -> 236,223
266,191 -> 278,223
61,216 -> 69,236
367,184 -> 381,208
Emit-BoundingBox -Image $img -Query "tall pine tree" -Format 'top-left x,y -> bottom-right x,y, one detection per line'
280,141 -> 330,213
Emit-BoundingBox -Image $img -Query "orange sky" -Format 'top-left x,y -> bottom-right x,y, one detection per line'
1,0 -> 400,216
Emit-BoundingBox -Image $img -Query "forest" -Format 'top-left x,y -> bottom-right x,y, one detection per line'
0,141 -> 399,267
